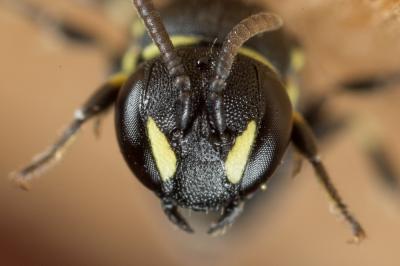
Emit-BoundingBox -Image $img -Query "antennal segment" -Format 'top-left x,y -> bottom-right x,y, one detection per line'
208,13 -> 283,134
132,0 -> 192,130
211,12 -> 283,93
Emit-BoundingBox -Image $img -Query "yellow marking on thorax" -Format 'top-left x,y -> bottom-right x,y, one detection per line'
122,46 -> 140,74
290,48 -> 306,73
131,19 -> 146,38
140,34 -> 279,74
286,47 -> 305,108
121,18 -> 148,75
237,47 -> 278,74
138,34 -> 298,107
287,77 -> 300,107
108,72 -> 129,87
142,35 -> 202,61
147,117 -> 177,182
225,120 -> 257,184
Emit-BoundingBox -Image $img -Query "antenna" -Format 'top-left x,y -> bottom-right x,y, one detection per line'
133,0 -> 192,130
208,13 -> 283,134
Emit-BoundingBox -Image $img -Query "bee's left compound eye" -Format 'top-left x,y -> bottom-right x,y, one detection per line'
225,121 -> 257,184
146,117 -> 177,182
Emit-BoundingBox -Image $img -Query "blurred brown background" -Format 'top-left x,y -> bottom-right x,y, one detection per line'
1,0 -> 400,265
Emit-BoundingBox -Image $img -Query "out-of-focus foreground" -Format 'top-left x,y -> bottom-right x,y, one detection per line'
1,0 -> 400,265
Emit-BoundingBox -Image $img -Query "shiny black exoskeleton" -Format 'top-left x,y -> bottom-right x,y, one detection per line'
14,0 -> 366,239
116,47 -> 292,210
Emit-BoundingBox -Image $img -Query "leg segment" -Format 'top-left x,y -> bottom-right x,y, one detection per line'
303,70 -> 400,139
353,118 -> 400,196
161,199 -> 194,233
339,72 -> 400,93
302,75 -> 400,196
4,0 -> 124,62
6,0 -> 95,44
208,200 -> 244,236
365,141 -> 400,193
291,112 -> 366,243
12,73 -> 128,190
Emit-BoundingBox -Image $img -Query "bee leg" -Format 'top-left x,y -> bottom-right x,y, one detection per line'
162,200 -> 194,233
349,117 -> 400,196
303,70 -> 400,139
302,98 -> 349,140
339,72 -> 400,93
291,112 -> 366,243
11,73 -> 128,190
303,76 -> 400,196
208,200 -> 244,236
6,0 -> 95,44
364,139 -> 399,194
336,74 -> 400,195
4,0 -> 125,63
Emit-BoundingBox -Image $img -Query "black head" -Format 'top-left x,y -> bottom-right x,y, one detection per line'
116,0 -> 292,212
115,46 -> 292,210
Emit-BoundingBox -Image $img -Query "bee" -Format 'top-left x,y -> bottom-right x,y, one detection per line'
12,0 -> 384,242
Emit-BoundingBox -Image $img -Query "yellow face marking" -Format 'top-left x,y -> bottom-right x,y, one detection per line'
146,117 -> 177,182
225,121 -> 257,184
142,35 -> 201,61
238,47 -> 278,74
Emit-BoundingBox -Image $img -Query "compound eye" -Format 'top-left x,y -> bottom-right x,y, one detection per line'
146,117 -> 177,182
225,121 -> 257,184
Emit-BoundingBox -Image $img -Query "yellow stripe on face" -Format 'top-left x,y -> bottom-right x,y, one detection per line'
142,35 -> 201,61
146,117 -> 177,182
225,121 -> 257,184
